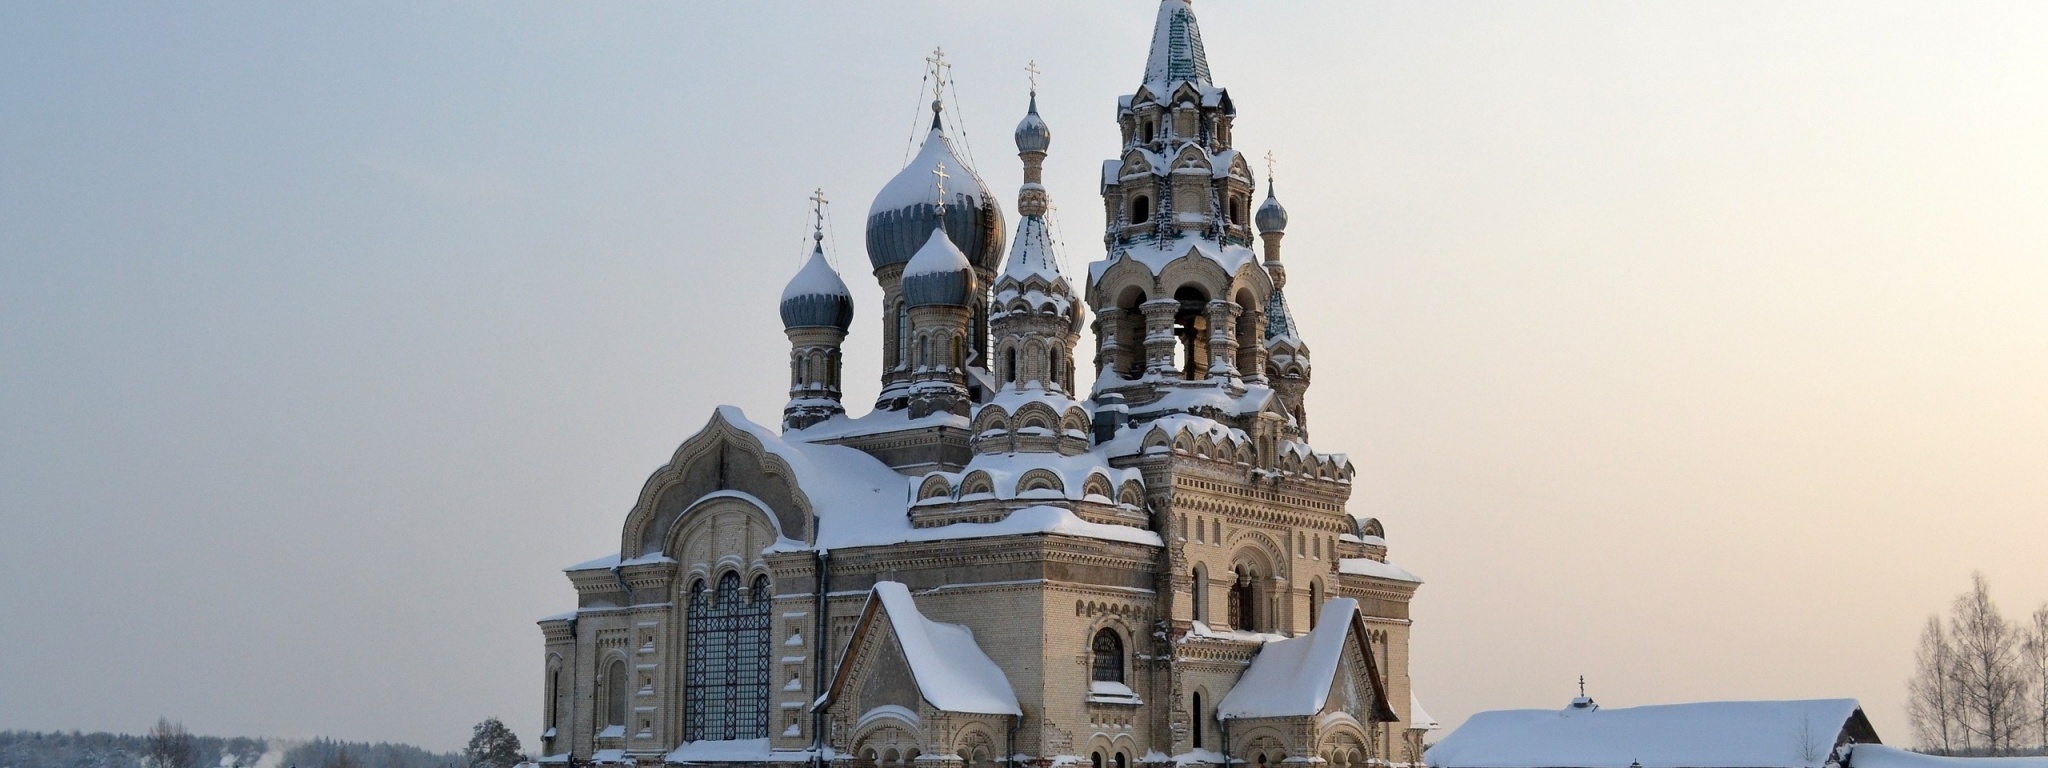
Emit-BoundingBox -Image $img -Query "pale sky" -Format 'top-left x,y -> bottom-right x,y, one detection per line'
2,1 -> 2045,753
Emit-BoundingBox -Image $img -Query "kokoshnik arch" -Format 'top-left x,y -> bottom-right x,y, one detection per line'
536,3 -> 1433,767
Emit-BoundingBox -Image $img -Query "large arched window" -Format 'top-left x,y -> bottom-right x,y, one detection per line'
686,571 -> 771,740
1091,628 -> 1125,683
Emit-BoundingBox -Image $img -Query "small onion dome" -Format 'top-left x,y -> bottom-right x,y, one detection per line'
1255,186 -> 1289,233
865,115 -> 1005,273
901,228 -> 977,307
779,244 -> 854,331
1014,94 -> 1051,153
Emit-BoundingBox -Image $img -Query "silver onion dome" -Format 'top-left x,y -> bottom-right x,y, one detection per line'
1014,94 -> 1051,153
1255,186 -> 1289,233
865,109 -> 1005,273
779,243 -> 855,331
901,228 -> 977,307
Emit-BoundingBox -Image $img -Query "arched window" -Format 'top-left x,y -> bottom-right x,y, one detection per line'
545,667 -> 562,743
918,336 -> 930,369
1131,195 -> 1151,223
1005,347 -> 1018,384
604,658 -> 627,727
1192,691 -> 1205,748
1191,564 -> 1208,623
895,302 -> 910,368
1141,120 -> 1156,143
1091,628 -> 1125,683
686,571 -> 771,740
1050,348 -> 1062,388
1092,754 -> 1105,768
1229,566 -> 1257,631
1116,754 -> 1129,768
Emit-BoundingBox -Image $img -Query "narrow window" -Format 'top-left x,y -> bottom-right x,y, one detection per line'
1092,754 -> 1105,768
1191,565 -> 1208,623
918,336 -> 929,368
1091,628 -> 1125,683
1116,754 -> 1129,768
1192,692 -> 1205,748
1050,349 -> 1062,388
895,302 -> 909,368
1131,195 -> 1151,223
604,659 -> 627,726
1005,347 -> 1018,384
1310,581 -> 1323,629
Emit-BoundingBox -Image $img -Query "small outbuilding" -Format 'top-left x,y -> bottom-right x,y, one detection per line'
1426,697 -> 1880,768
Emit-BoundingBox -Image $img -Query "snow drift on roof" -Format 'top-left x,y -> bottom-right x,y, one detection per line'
1339,557 -> 1421,583
1427,699 -> 1867,768
865,581 -> 1022,715
1411,694 -> 1442,730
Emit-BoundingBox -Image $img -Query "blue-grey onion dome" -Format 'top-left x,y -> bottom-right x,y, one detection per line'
865,121 -> 1005,273
1014,94 -> 1051,153
779,245 -> 855,331
901,228 -> 977,307
1255,186 -> 1289,233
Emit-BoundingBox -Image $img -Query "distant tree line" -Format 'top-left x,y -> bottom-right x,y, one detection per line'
1908,573 -> 2048,755
0,719 -> 461,768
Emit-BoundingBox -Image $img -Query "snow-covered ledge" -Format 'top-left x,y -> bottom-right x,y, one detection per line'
1087,680 -> 1144,705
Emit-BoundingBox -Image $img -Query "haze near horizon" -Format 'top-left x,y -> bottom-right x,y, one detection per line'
2,0 -> 2044,753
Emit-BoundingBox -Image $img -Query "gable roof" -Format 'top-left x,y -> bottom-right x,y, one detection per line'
1216,597 -> 1398,722
1427,699 -> 1877,768
816,581 -> 1021,716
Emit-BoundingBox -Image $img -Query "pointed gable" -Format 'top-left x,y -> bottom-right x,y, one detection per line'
1216,597 -> 1397,722
818,581 -> 1021,716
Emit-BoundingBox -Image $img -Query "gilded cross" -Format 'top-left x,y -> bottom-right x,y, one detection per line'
1264,150 -> 1277,184
932,162 -> 950,215
1025,59 -> 1041,93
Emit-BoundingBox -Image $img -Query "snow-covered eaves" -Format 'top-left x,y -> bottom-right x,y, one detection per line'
1847,745 -> 2048,768
1426,699 -> 1874,768
1088,235 -> 1259,284
664,738 -> 821,765
1216,598 -> 1397,722
1411,694 -> 1442,731
1338,557 -> 1421,584
817,581 -> 1022,716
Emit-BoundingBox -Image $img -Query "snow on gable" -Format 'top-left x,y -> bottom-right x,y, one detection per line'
819,581 -> 1022,716
1426,699 -> 1873,768
1216,598 -> 1395,722
1412,695 -> 1442,731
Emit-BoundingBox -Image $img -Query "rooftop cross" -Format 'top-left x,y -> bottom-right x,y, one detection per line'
1264,149 -> 1277,185
1579,675 -> 1586,697
927,46 -> 951,110
808,188 -> 829,245
932,162 -> 950,216
1025,59 -> 1041,94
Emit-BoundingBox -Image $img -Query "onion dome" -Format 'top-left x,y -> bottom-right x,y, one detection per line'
1256,186 -> 1289,233
1014,94 -> 1051,153
902,228 -> 977,307
866,108 -> 1006,273
780,242 -> 854,331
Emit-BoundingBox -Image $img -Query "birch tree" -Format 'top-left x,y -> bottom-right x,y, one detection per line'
1910,615 -> 1962,754
1950,573 -> 2026,753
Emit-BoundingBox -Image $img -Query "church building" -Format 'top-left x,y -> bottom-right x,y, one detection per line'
536,3 -> 1430,767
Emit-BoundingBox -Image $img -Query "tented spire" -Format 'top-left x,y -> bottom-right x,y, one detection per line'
1143,0 -> 1212,93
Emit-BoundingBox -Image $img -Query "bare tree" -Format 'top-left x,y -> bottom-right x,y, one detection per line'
2024,604 -> 2048,752
146,718 -> 196,768
1950,572 -> 2027,753
1910,617 -> 1963,754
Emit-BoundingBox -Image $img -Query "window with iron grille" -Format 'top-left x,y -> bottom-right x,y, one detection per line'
1091,628 -> 1124,683
685,572 -> 771,741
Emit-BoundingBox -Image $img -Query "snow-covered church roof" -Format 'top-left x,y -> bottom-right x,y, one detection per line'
1846,745 -> 2048,768
1427,699 -> 1876,768
1143,0 -> 1212,95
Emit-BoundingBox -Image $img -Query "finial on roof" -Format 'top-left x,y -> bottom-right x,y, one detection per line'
808,187 -> 829,247
1026,59 -> 1041,95
932,162 -> 950,216
927,46 -> 951,130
